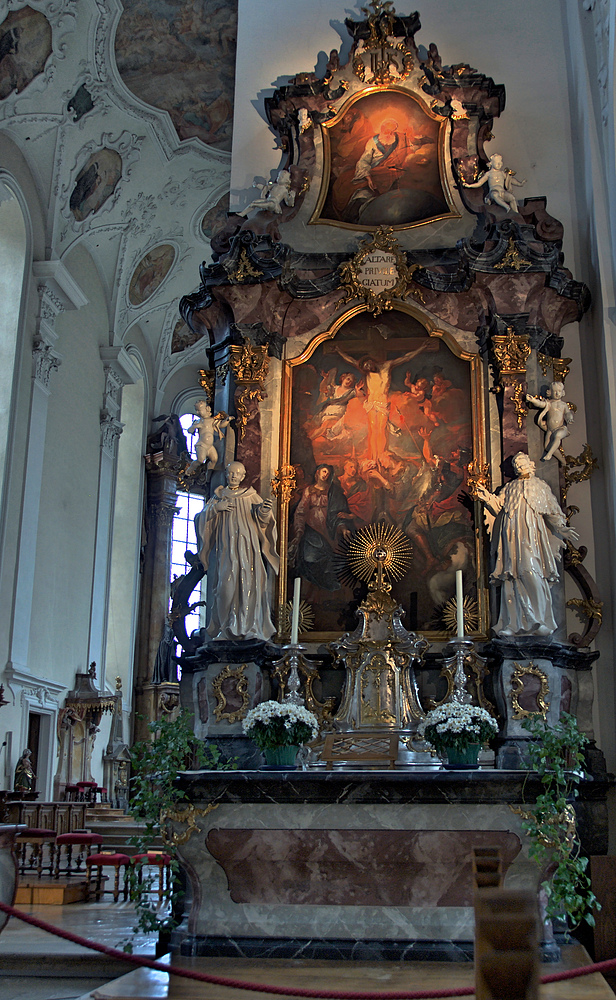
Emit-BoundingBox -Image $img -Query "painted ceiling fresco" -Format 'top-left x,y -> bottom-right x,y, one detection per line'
114,0 -> 237,151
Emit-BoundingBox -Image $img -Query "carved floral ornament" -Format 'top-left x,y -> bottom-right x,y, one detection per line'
337,228 -> 424,316
228,339 -> 270,442
491,326 -> 531,428
510,661 -> 550,720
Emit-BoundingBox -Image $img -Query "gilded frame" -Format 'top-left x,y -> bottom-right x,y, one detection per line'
277,302 -> 489,642
310,86 -> 460,232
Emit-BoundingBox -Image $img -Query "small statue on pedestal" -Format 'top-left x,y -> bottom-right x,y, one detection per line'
463,153 -> 526,213
195,460 -> 279,641
475,452 -> 578,637
14,748 -> 35,792
187,400 -> 233,473
526,382 -> 573,466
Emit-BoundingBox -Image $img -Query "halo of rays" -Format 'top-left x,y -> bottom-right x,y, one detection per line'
347,523 -> 413,584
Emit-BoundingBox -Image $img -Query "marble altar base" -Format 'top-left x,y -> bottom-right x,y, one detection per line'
170,770 -> 609,961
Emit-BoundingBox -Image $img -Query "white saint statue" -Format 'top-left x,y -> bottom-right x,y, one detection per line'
525,382 -> 573,466
195,461 -> 279,641
475,452 -> 578,637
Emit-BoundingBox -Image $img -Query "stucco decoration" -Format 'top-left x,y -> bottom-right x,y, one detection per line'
128,243 -> 176,306
69,147 -> 122,222
0,6 -> 52,101
114,0 -> 237,151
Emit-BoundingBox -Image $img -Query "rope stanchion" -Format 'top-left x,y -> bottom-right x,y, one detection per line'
0,900 -> 614,998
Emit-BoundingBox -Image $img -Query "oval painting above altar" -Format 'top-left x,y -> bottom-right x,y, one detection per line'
129,244 -> 176,306
312,91 -> 454,231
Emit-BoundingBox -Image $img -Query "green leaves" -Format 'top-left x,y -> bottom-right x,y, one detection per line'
125,711 -> 235,948
520,713 -> 599,932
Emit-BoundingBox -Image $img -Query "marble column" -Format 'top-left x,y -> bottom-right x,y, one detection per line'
133,468 -> 179,742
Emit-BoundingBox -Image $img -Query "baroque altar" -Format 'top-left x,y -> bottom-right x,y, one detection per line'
139,2 -> 610,959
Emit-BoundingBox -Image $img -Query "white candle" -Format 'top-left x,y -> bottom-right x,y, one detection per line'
456,569 -> 464,638
291,576 -> 301,645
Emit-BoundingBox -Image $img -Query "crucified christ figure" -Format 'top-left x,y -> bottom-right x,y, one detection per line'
333,341 -> 431,462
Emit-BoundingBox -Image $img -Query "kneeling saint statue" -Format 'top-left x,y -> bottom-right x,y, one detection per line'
196,461 -> 279,641
475,452 -> 577,637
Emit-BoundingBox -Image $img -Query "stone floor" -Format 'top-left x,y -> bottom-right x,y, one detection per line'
0,899 -> 158,1000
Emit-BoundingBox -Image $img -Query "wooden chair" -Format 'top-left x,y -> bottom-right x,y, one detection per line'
86,851 -> 131,902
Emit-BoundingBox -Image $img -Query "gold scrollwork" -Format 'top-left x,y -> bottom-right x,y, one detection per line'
491,326 -> 531,428
216,362 -> 230,386
224,249 -> 263,284
566,597 -> 603,627
493,236 -> 531,271
538,354 -> 572,383
510,803 -> 576,854
466,460 -> 492,501
212,663 -> 250,724
350,4 -> 413,86
271,464 -> 297,505
160,801 -> 219,847
337,228 -> 424,317
510,661 -> 550,720
198,369 -> 215,406
229,340 -> 269,442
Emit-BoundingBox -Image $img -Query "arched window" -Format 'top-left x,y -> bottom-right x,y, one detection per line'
170,413 -> 208,649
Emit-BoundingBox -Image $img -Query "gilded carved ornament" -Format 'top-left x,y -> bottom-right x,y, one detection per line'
510,661 -> 549,721
430,648 -> 495,718
212,663 -> 250,724
198,368 -> 215,406
465,460 -> 492,501
537,354 -> 572,384
160,801 -> 219,848
337,228 -> 424,317
228,340 -> 269,442
271,465 -> 297,505
224,248 -> 263,284
350,2 -> 414,87
493,236 -> 532,271
491,326 -> 531,428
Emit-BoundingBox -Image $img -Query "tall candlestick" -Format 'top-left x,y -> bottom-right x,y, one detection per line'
291,577 -> 301,645
456,569 -> 464,638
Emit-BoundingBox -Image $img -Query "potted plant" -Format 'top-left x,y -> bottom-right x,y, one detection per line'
418,701 -> 498,768
243,700 -> 319,768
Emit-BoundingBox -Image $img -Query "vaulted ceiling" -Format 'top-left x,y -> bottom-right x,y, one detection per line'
0,0 -> 239,401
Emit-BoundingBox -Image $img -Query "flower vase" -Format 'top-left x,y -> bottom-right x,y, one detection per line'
262,744 -> 300,769
443,743 -> 481,769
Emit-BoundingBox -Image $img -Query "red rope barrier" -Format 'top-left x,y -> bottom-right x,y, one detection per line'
0,900 -> 614,998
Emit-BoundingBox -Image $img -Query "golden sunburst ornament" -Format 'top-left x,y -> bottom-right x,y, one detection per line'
347,523 -> 413,585
280,600 -> 315,636
443,595 -> 479,635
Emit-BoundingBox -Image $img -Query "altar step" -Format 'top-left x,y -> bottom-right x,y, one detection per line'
84,809 -> 164,855
15,876 -> 88,905
74,945 -> 615,1000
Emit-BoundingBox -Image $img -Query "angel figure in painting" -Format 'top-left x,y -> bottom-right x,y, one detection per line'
463,153 -> 526,213
526,382 -> 573,466
187,400 -> 233,473
238,169 -> 295,216
195,461 -> 279,641
475,452 -> 577,637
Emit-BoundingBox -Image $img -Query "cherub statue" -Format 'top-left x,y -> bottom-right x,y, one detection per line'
526,382 -> 573,466
238,169 -> 295,216
187,400 -> 233,473
463,153 -> 526,213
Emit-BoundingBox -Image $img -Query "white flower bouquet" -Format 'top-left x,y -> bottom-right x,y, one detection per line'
417,702 -> 498,755
242,700 -> 319,750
